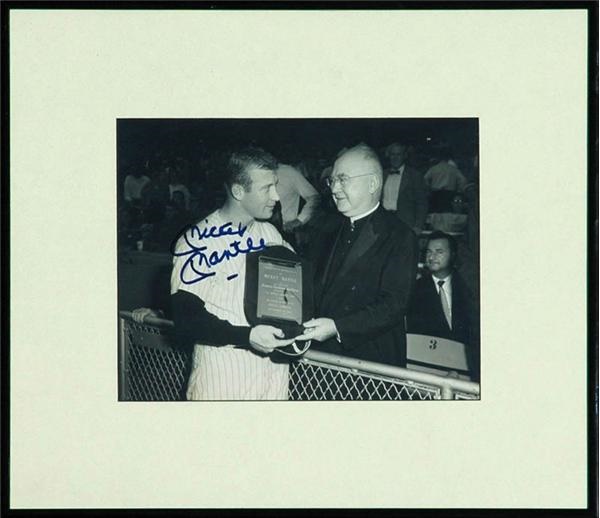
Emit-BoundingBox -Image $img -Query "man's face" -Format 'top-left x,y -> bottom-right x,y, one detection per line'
330,152 -> 376,218
239,168 -> 280,221
425,238 -> 453,277
388,145 -> 406,169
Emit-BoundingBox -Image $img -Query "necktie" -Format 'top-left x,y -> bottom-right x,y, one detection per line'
438,280 -> 452,329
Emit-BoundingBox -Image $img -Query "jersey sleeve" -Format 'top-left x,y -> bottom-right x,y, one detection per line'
169,226 -> 252,350
171,290 -> 251,353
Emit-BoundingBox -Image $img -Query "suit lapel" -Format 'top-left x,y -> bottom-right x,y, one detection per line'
319,223 -> 343,287
450,274 -> 466,330
313,219 -> 343,306
324,209 -> 383,306
336,216 -> 379,280
397,166 -> 409,194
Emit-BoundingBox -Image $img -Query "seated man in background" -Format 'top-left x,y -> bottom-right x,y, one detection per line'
406,231 -> 479,380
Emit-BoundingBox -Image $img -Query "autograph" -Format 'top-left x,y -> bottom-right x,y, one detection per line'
173,221 -> 266,284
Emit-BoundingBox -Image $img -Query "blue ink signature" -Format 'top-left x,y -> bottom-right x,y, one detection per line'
173,220 -> 266,284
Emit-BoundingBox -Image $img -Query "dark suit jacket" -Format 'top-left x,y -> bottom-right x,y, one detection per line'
383,166 -> 428,231
406,271 -> 480,379
307,207 -> 418,367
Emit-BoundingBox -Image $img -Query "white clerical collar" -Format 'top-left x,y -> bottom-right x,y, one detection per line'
350,202 -> 380,224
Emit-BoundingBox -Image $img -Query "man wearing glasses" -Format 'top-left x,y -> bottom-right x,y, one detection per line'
295,144 -> 418,367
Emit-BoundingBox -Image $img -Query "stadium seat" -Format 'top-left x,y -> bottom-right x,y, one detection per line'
406,333 -> 471,380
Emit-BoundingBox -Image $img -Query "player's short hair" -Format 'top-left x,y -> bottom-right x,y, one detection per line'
225,146 -> 278,191
426,230 -> 458,262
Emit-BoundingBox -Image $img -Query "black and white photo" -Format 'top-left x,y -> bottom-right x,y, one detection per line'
117,118 -> 481,401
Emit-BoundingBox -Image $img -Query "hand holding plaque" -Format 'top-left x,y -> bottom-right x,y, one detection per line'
248,325 -> 296,355
294,317 -> 338,342
245,246 -> 313,357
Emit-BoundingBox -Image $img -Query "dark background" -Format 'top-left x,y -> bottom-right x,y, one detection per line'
117,118 -> 479,180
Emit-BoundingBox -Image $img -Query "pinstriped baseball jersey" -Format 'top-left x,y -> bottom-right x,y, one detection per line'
170,209 -> 292,400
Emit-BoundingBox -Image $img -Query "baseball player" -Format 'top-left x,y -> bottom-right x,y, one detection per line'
169,146 -> 295,400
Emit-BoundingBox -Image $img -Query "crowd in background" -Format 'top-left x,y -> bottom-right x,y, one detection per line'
118,141 -> 479,297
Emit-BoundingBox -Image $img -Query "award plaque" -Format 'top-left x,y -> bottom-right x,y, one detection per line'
245,246 -> 313,344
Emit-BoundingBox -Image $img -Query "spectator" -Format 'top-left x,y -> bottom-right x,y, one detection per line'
427,192 -> 468,234
171,190 -> 188,213
275,162 -> 320,247
123,163 -> 151,204
382,142 -> 428,235
424,147 -> 468,212
169,161 -> 192,210
407,231 -> 479,380
146,202 -> 191,253
118,205 -> 142,250
455,183 -> 480,300
141,163 -> 171,224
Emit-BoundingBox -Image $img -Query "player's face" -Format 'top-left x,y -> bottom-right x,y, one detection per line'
240,168 -> 280,221
329,154 -> 375,218
425,239 -> 453,277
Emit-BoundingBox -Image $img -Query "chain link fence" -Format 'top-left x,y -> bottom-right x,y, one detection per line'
119,315 -> 187,400
119,312 -> 480,401
288,356 -> 440,400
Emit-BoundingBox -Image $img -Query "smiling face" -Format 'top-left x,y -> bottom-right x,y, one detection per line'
330,149 -> 381,218
238,167 -> 280,221
425,238 -> 453,278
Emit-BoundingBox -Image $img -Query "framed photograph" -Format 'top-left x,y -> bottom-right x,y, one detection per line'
4,3 -> 596,513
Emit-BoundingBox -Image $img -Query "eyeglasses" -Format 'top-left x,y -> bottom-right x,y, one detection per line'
325,173 -> 374,189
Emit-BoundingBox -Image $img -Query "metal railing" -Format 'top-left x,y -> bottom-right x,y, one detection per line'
119,311 -> 480,401
290,350 -> 479,400
119,312 -> 186,401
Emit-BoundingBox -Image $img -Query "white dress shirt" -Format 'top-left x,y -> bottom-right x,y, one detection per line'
123,174 -> 150,201
275,164 -> 319,224
382,165 -> 405,211
432,273 -> 453,322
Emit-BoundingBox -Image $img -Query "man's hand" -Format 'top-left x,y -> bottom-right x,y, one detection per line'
283,218 -> 303,233
249,325 -> 296,355
131,307 -> 162,323
295,318 -> 338,342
